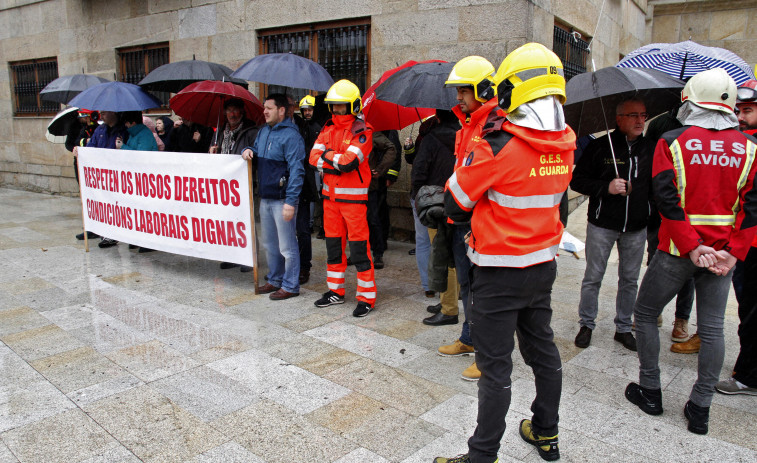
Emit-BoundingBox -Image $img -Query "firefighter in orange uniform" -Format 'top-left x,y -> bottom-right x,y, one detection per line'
435,43 -> 576,463
309,79 -> 376,317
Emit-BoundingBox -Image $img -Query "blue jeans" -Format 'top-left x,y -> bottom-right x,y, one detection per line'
635,251 -> 731,407
578,223 -> 646,333
454,224 -> 473,346
260,198 -> 300,293
411,199 -> 430,291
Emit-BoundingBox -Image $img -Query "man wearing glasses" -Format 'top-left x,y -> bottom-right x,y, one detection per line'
570,98 -> 655,351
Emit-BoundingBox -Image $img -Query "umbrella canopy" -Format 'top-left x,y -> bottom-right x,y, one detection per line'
362,60 -> 444,131
138,59 -> 248,93
374,61 -> 458,110
40,74 -> 109,104
616,40 -> 755,85
231,53 -> 334,92
45,107 -> 80,143
564,67 -> 685,138
169,80 -> 264,127
67,81 -> 162,112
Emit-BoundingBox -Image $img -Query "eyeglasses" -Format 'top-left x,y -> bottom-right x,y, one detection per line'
737,86 -> 757,103
617,112 -> 649,120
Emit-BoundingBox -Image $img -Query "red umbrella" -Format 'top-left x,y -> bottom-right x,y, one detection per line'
362,60 -> 445,131
169,80 -> 264,127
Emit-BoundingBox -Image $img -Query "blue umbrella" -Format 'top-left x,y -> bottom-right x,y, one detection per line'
616,40 -> 755,85
231,53 -> 334,92
67,81 -> 162,111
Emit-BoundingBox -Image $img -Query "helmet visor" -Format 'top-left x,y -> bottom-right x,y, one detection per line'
737,86 -> 757,103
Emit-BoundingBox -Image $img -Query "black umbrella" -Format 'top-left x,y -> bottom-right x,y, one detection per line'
231,53 -> 334,92
40,74 -> 109,104
374,62 -> 458,110
45,107 -> 80,144
138,58 -> 248,93
564,67 -> 685,139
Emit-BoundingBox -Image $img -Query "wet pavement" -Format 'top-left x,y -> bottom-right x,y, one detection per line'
0,186 -> 754,463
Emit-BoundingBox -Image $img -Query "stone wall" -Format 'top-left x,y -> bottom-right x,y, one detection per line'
650,0 -> 757,69
0,0 -> 648,238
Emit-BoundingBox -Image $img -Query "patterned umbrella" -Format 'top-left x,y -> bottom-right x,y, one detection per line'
616,40 -> 755,85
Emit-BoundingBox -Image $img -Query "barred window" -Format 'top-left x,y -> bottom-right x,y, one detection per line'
10,57 -> 59,116
117,43 -> 170,105
258,19 -> 370,102
553,24 -> 590,81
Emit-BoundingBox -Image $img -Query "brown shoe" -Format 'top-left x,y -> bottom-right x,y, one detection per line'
671,318 -> 690,342
257,283 -> 280,294
671,333 -> 700,354
269,288 -> 299,300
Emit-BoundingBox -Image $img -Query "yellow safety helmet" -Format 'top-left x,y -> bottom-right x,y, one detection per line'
325,79 -> 362,115
299,95 -> 316,109
682,68 -> 737,113
444,56 -> 497,103
493,43 -> 566,113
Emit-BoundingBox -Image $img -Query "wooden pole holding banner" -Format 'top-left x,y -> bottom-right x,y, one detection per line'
77,152 -> 89,253
247,160 -> 259,294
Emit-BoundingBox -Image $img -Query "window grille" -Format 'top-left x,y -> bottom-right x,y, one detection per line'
258,19 -> 370,103
10,57 -> 59,116
118,43 -> 170,106
553,25 -> 590,81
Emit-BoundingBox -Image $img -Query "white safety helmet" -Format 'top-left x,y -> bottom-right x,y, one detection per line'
681,68 -> 737,113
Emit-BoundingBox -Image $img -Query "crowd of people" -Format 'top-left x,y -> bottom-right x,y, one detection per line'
63,44 -> 757,462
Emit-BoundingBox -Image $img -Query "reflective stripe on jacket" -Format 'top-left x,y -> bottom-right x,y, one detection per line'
445,119 -> 576,268
309,114 -> 373,203
654,125 -> 757,260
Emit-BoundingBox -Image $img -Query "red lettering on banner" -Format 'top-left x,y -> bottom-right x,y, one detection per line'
236,222 -> 247,248
230,180 -> 240,206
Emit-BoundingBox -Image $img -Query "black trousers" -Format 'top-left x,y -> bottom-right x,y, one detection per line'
367,190 -> 385,258
467,261 -> 562,463
734,246 -> 757,387
296,199 -> 312,272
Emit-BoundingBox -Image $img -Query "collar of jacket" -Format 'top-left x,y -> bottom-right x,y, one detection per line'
328,113 -> 358,129
267,117 -> 297,131
127,123 -> 149,136
453,98 -> 500,128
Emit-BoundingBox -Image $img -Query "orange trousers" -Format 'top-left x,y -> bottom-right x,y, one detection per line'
323,200 -> 376,306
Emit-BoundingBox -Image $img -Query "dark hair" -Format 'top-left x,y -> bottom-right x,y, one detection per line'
266,93 -> 290,110
436,109 -> 457,123
224,98 -> 245,110
122,111 -> 143,125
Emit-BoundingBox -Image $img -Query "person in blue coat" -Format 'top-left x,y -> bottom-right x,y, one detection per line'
116,111 -> 158,151
242,93 -> 305,300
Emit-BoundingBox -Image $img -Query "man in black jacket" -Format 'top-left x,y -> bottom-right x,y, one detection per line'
411,110 -> 461,326
570,98 -> 654,351
293,96 -> 321,283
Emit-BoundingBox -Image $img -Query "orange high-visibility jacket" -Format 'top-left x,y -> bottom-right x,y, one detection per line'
445,118 -> 576,268
452,98 -> 502,170
653,125 -> 757,260
309,114 -> 373,204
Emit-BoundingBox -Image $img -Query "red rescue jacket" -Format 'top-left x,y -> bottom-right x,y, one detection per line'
653,125 -> 757,260
309,114 -> 373,204
445,118 -> 576,267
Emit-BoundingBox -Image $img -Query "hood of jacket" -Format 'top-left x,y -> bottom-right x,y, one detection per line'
499,119 -> 577,153
127,123 -> 151,138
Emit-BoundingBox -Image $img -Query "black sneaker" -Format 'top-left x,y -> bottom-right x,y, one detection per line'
220,262 -> 239,270
353,301 -> 372,317
574,326 -> 592,348
614,331 -> 637,351
314,290 -> 345,307
684,400 -> 709,435
128,244 -> 138,249
98,238 -> 118,248
427,303 -> 442,314
625,382 -> 663,415
373,256 -> 384,269
138,247 -> 155,253
76,231 -> 99,240
519,419 -> 559,461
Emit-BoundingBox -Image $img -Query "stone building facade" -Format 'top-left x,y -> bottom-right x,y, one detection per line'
0,0 -> 663,236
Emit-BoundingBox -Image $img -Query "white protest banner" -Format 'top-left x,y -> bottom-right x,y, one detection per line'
78,147 -> 254,267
